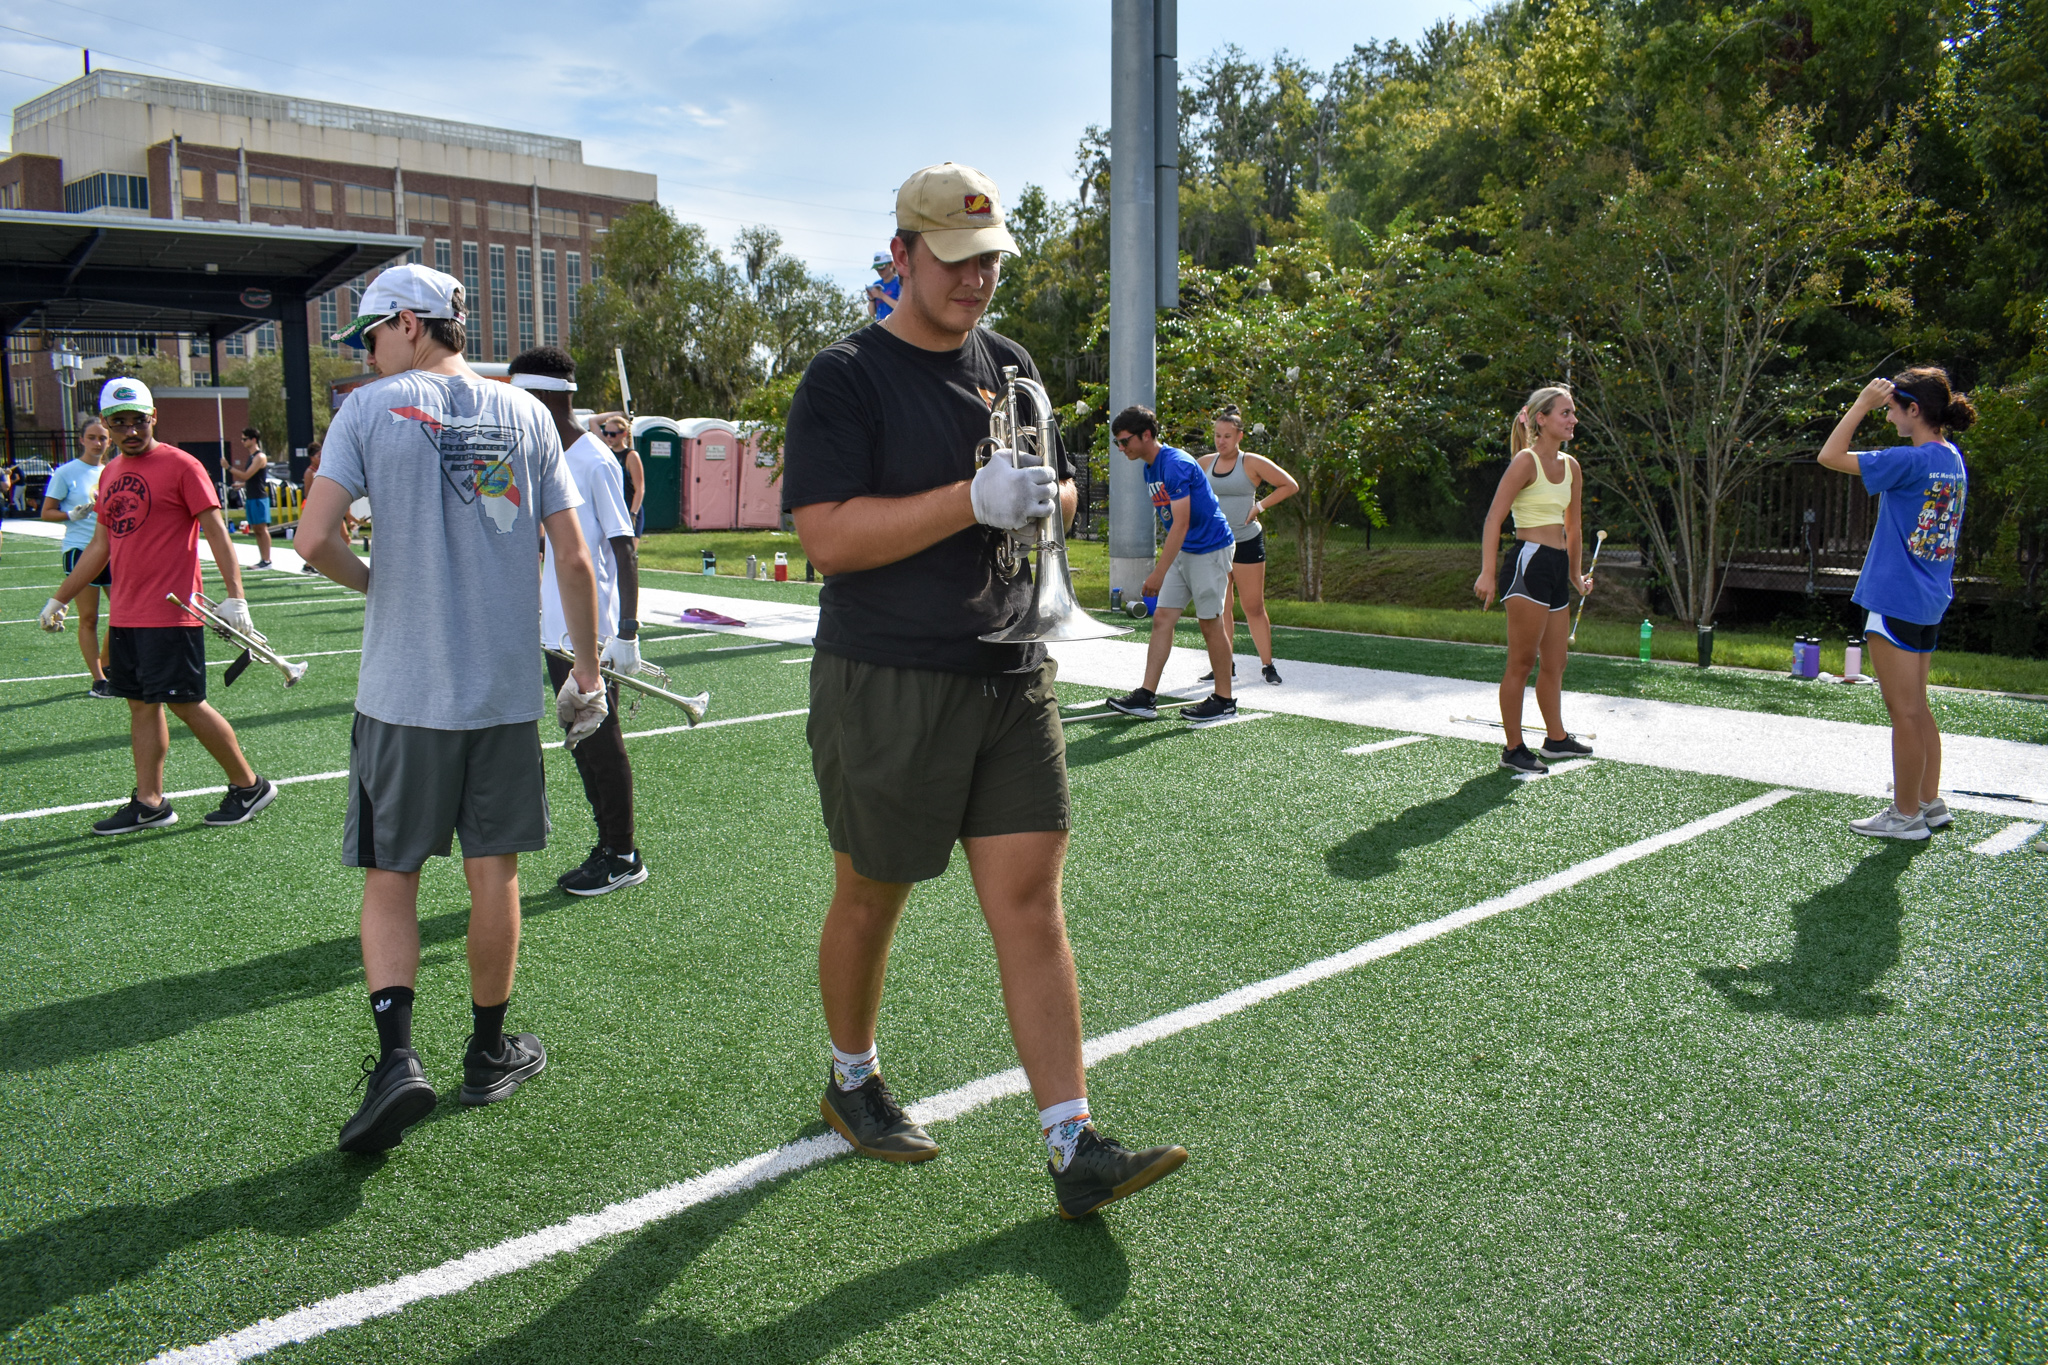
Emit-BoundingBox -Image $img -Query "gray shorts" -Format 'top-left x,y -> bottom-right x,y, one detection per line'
1159,543 -> 1234,617
343,712 -> 551,872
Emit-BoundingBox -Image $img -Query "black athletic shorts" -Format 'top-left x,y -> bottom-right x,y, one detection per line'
62,546 -> 111,588
107,625 -> 206,704
1500,541 -> 1571,611
1232,530 -> 1266,565
1864,609 -> 1941,654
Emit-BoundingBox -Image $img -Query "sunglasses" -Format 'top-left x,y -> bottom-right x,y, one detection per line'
1112,433 -> 1135,447
602,426 -> 629,437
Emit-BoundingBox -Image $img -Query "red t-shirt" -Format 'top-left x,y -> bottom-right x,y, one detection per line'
95,442 -> 221,628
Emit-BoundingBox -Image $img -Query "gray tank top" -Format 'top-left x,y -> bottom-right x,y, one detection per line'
1206,451 -> 1261,540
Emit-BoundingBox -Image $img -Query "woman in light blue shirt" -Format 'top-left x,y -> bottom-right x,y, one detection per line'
39,416 -> 114,696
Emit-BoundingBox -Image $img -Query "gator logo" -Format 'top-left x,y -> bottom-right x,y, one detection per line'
963,193 -> 992,217
108,384 -> 140,404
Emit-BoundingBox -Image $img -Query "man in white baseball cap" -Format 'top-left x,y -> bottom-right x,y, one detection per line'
332,262 -> 466,349
865,248 -> 900,321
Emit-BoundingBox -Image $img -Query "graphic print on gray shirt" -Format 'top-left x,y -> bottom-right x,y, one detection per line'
318,370 -> 581,730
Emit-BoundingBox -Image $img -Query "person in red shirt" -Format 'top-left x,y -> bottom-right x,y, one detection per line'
41,378 -> 277,834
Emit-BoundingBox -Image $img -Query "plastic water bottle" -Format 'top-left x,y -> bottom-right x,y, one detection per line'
1844,636 -> 1862,681
746,553 -> 758,580
701,549 -> 716,576
1638,619 -> 1653,662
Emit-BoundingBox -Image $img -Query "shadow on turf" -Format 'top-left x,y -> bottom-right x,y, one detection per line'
0,888 -> 573,1074
1323,769 -> 1520,882
1062,716 -> 1198,768
5,698 -> 359,764
1696,841 -> 1924,1019
463,1194 -> 1128,1363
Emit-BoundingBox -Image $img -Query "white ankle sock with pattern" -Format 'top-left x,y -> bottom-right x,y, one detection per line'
1039,1097 -> 1092,1172
830,1042 -> 878,1091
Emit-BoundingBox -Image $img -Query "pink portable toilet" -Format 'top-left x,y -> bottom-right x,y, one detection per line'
735,425 -> 780,528
676,418 -> 740,530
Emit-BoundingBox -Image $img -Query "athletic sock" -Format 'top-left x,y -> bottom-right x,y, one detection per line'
1040,1097 -> 1092,1172
369,986 -> 414,1060
472,998 -> 508,1054
830,1041 -> 879,1091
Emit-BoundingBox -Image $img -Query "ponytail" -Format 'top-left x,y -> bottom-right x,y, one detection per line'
1890,365 -> 1977,434
1512,384 -> 1572,456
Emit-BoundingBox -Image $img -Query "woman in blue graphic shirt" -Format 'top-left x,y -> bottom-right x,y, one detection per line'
1817,366 -> 1975,841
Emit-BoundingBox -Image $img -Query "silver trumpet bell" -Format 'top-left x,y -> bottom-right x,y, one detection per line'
544,647 -> 710,726
170,591 -> 309,687
978,368 -> 1130,644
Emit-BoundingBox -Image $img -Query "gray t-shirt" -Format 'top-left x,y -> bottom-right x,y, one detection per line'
318,369 -> 581,730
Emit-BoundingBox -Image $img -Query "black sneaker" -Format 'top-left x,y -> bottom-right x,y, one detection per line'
1537,734 -> 1594,760
338,1049 -> 438,1153
1182,694 -> 1238,726
820,1071 -> 940,1162
1104,688 -> 1159,720
1262,663 -> 1283,685
557,845 -> 649,897
254,559 -> 273,570
1051,1127 -> 1189,1219
1198,664 -> 1237,682
460,1031 -> 547,1106
92,791 -> 176,836
300,562 -> 320,574
87,678 -> 116,699
204,776 -> 278,826
1500,744 -> 1548,775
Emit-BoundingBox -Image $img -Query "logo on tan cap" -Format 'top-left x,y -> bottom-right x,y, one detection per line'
896,164 -> 1018,262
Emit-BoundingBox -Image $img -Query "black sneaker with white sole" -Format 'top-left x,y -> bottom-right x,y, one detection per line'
820,1071 -> 940,1162
1500,744 -> 1548,775
460,1031 -> 547,1105
1104,688 -> 1159,720
1537,733 -> 1594,760
254,559 -> 273,570
204,776 -> 278,826
88,678 -> 116,699
1051,1127 -> 1189,1219
92,791 -> 177,835
1261,663 -> 1283,685
338,1048 -> 438,1153
557,845 -> 649,897
1182,694 -> 1238,726
1198,664 -> 1237,682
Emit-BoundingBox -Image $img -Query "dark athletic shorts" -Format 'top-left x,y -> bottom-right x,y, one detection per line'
1232,531 -> 1266,565
807,651 -> 1069,884
62,546 -> 111,588
344,712 -> 551,872
107,625 -> 206,704
1864,609 -> 1941,654
1500,541 -> 1571,611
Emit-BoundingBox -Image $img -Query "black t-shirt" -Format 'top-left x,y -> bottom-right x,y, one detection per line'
782,322 -> 1074,675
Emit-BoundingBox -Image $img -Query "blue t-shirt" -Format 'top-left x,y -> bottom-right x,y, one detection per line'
1147,444 -> 1235,556
1853,440 -> 1967,625
44,458 -> 103,551
870,274 -> 900,320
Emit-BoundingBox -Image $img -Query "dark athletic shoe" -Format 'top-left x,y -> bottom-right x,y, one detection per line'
1052,1127 -> 1189,1219
1262,663 -> 1283,685
87,678 -> 116,699
1104,688 -> 1159,721
820,1072 -> 940,1162
300,562 -> 320,574
557,845 -> 649,897
460,1031 -> 547,1105
1197,664 -> 1237,682
204,776 -> 277,826
1500,744 -> 1548,775
92,791 -> 176,835
338,1049 -> 437,1153
1182,694 -> 1238,727
1537,734 -> 1594,760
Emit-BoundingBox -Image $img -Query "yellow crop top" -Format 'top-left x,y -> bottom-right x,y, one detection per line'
1509,450 -> 1572,530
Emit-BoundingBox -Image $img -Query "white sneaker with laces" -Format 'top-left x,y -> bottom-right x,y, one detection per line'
1918,798 -> 1952,829
1849,805 -> 1929,841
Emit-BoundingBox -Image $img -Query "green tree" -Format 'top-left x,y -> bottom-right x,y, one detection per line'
220,349 -> 368,458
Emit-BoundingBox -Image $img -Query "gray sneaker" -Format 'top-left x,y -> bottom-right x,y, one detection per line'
820,1072 -> 939,1162
1919,798 -> 1952,829
1051,1126 -> 1189,1219
1850,805 -> 1930,841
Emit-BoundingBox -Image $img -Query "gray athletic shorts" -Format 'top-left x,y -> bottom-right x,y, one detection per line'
343,712 -> 551,872
1159,543 -> 1234,617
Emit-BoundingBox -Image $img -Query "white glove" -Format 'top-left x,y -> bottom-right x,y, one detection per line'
67,503 -> 91,521
39,597 -> 67,632
970,448 -> 1058,531
216,596 -> 267,644
601,634 -> 642,676
555,671 -> 609,749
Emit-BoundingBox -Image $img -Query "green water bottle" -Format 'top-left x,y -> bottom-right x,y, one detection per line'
1638,619 -> 1653,662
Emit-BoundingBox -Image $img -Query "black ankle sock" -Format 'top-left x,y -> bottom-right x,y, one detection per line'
369,986 -> 414,1059
472,999 -> 508,1053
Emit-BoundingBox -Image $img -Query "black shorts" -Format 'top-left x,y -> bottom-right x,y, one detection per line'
107,625 -> 206,704
1500,541 -> 1571,611
1232,531 -> 1266,565
62,547 -> 111,589
1864,609 -> 1941,654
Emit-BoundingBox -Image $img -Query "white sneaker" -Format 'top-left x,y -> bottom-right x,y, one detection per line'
1850,806 -> 1929,841
1918,798 -> 1952,829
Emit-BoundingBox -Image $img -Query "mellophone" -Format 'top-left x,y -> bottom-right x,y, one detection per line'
169,592 -> 309,687
544,647 -> 710,726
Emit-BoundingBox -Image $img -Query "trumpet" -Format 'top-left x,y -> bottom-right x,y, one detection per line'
170,592 -> 309,687
977,367 -> 1130,644
545,647 -> 709,726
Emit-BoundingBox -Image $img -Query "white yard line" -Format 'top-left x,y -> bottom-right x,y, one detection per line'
638,633 -> 716,644
778,656 -> 814,664
143,787 -> 1798,1365
1970,821 -> 2043,856
0,648 -> 363,686
1518,758 -> 1598,782
703,641 -> 803,653
1342,735 -> 1432,757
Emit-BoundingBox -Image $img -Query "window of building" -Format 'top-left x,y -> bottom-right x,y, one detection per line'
590,215 -> 607,236
69,332 -> 156,357
462,242 -> 481,329
7,335 -> 34,364
255,323 -> 278,355
489,244 -> 508,362
180,167 -> 204,202
313,182 -> 334,214
0,183 -> 17,209
318,291 -> 339,352
538,205 -> 579,238
248,175 -> 301,210
216,171 -> 237,204
405,191 -> 451,226
404,248 -> 420,266
434,239 -> 451,274
590,255 -> 602,284
541,249 -> 558,346
11,377 -> 33,416
567,251 -> 582,331
225,332 -> 245,357
515,246 -> 535,352
488,200 -> 531,235
62,172 -> 150,213
461,198 -> 478,227
344,184 -> 395,219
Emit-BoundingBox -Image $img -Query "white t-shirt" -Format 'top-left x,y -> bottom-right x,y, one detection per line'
45,458 -> 104,551
541,431 -> 636,650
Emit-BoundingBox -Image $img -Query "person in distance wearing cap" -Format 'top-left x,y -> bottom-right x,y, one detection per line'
785,162 -> 1188,1219
297,263 -> 608,1154
40,378 -> 279,833
865,248 -> 900,320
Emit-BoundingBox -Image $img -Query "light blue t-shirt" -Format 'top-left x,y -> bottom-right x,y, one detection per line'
1146,444 -> 1235,556
44,458 -> 103,551
1853,440 -> 1967,626
318,369 -> 582,730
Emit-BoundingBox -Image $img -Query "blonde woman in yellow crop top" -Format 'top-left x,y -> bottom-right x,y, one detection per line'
1473,384 -> 1595,774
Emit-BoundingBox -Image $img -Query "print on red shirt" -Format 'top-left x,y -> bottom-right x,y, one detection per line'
95,442 -> 221,628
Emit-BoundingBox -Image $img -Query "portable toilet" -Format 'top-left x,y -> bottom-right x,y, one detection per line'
735,426 -> 780,528
633,416 -> 685,532
676,418 -> 741,529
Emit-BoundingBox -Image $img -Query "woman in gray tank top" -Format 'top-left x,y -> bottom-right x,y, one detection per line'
1198,405 -> 1299,685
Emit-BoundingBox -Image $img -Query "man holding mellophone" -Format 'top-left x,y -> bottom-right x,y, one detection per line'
784,162 -> 1186,1218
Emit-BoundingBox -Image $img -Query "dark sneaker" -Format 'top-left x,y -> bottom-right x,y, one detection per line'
1197,664 -> 1237,682
88,678 -> 116,699
1919,798 -> 1952,829
557,845 -> 649,897
203,776 -> 278,826
1052,1127 -> 1189,1219
1537,733 -> 1594,760
92,791 -> 176,836
820,1072 -> 940,1162
338,1049 -> 437,1153
460,1031 -> 547,1105
1182,694 -> 1238,726
254,560 -> 273,570
1261,663 -> 1283,685
300,562 -> 320,574
1104,688 -> 1159,721
1500,744 -> 1548,775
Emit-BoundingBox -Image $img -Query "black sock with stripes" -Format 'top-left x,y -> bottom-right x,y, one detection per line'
369,986 -> 414,1060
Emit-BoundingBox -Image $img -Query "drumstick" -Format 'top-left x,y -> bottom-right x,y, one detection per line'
1569,530 -> 1607,644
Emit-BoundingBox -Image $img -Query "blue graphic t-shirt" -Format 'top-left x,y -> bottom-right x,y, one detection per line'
1853,440 -> 1967,625
870,275 -> 900,320
1146,445 -> 1235,556
44,458 -> 103,551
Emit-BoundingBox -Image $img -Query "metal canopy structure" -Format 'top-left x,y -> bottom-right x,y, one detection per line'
0,209 -> 419,463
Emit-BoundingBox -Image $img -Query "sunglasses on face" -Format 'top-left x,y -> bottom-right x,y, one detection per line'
1113,434 -> 1134,447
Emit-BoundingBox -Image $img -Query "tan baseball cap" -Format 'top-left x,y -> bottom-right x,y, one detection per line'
895,163 -> 1019,262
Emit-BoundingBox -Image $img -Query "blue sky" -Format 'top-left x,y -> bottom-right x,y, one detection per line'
2,1 -> 1472,292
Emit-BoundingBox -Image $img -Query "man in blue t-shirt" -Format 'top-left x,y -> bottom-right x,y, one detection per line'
1105,404 -> 1239,725
865,250 -> 901,320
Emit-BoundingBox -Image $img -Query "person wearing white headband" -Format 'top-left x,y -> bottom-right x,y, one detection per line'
509,373 -> 576,393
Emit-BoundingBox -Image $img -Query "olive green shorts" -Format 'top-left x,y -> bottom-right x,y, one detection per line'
806,651 -> 1070,884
